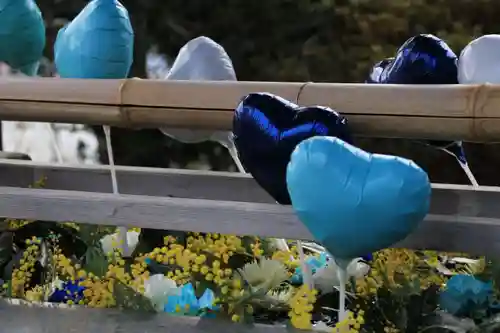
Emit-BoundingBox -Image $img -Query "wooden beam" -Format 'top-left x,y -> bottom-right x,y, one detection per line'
0,78 -> 499,140
0,299 -> 292,333
0,159 -> 274,203
0,185 -> 499,255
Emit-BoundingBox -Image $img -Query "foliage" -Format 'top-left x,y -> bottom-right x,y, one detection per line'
2,210 -> 499,333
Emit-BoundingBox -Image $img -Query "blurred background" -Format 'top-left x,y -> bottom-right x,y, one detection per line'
2,0 -> 499,184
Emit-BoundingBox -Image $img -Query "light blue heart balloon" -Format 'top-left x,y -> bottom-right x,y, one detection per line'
286,136 -> 431,260
54,0 -> 133,79
0,0 -> 45,76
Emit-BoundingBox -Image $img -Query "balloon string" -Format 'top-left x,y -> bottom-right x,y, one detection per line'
438,144 -> 479,188
103,125 -> 129,255
458,160 -> 479,188
227,143 -> 246,173
297,240 -> 314,290
337,267 -> 348,323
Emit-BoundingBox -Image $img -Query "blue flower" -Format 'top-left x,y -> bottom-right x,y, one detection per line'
439,274 -> 493,316
164,283 -> 218,317
291,252 -> 372,284
291,252 -> 329,284
48,279 -> 85,304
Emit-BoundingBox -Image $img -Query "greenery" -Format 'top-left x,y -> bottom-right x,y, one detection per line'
0,175 -> 493,331
0,179 -> 492,332
3,216 -> 499,332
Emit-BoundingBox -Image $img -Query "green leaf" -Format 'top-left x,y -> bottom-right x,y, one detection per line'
0,232 -> 13,273
14,221 -> 87,258
113,280 -> 156,312
78,224 -> 116,247
0,219 -> 9,233
83,246 -> 109,277
193,279 -> 218,299
3,251 -> 24,281
131,229 -> 187,258
146,260 -> 182,276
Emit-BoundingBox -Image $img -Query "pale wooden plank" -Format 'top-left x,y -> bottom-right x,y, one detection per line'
0,299 -> 293,333
0,186 -> 309,238
1,159 -> 500,205
0,186 -> 498,255
0,160 -> 275,203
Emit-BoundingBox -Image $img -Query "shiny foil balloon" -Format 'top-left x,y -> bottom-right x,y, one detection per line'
233,93 -> 352,204
161,36 -> 237,145
366,34 -> 468,166
0,0 -> 45,75
458,34 -> 500,84
286,136 -> 431,259
376,34 -> 458,84
54,0 -> 134,79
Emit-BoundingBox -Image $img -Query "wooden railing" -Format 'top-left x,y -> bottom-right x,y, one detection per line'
1,78 -> 500,140
1,78 -> 500,332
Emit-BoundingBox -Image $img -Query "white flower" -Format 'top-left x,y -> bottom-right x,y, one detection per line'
51,278 -> 64,291
100,231 -> 139,257
347,258 -> 371,278
143,274 -> 180,311
432,256 -> 483,276
312,321 -> 332,332
313,258 -> 370,294
238,259 -> 289,290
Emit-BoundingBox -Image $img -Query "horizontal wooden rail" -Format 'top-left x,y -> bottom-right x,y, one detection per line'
0,299 -> 290,333
1,78 -> 500,140
0,160 -> 499,255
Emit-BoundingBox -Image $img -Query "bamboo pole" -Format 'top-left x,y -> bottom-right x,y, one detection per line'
1,78 -> 500,141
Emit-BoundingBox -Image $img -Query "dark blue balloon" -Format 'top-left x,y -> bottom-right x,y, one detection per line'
366,34 -> 467,165
233,93 -> 352,204
377,34 -> 458,84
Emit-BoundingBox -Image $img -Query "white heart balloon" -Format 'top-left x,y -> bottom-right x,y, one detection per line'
458,34 -> 500,84
161,36 -> 236,146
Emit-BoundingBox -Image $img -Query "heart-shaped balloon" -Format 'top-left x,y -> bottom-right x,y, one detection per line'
54,0 -> 134,79
233,93 -> 352,204
0,0 -> 45,75
286,136 -> 431,259
160,36 -> 236,145
374,34 -> 458,84
366,34 -> 468,166
458,34 -> 500,84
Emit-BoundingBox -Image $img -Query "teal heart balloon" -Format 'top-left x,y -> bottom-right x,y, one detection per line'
54,0 -> 133,79
0,0 -> 45,76
286,136 -> 431,259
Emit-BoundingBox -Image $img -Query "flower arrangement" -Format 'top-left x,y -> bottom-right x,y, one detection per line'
1,214 -> 497,333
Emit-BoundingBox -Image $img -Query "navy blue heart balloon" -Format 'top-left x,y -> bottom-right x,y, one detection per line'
366,34 -> 469,168
375,34 -> 458,84
233,93 -> 352,204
